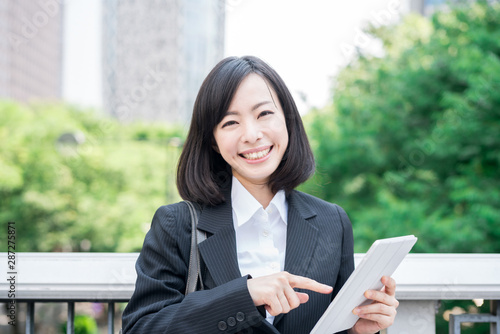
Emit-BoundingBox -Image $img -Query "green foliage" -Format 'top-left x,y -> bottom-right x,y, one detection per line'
302,1 -> 500,254
0,101 -> 183,252
60,315 -> 98,334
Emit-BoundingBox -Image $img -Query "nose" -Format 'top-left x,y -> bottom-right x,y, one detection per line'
241,120 -> 263,143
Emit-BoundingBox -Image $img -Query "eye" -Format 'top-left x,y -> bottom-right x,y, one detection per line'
221,120 -> 237,128
258,110 -> 274,118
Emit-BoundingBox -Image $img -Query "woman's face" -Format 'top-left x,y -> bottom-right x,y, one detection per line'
213,73 -> 289,188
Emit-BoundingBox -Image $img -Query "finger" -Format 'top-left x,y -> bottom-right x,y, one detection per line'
357,311 -> 395,328
277,292 -> 291,314
381,276 -> 397,296
364,289 -> 399,307
283,285 -> 301,310
354,302 -> 397,318
296,292 -> 309,304
288,275 -> 333,294
267,295 -> 283,316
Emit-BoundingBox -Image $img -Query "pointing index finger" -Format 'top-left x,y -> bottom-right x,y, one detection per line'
289,274 -> 333,294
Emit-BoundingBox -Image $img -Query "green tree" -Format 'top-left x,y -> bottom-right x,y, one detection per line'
301,4 -> 500,332
0,101 -> 184,252
302,1 -> 500,254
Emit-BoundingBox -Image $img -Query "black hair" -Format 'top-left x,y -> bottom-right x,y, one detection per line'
177,56 -> 315,206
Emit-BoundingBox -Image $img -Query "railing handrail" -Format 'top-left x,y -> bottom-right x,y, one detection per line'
1,253 -> 499,301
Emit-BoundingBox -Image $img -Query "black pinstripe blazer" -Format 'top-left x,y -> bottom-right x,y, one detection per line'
122,188 -> 354,334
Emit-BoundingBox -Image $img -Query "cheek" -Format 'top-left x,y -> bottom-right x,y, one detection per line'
213,130 -> 228,153
268,109 -> 287,132
216,136 -> 237,159
270,118 -> 288,143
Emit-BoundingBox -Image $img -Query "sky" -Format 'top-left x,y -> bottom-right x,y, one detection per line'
62,0 -> 102,109
62,0 -> 410,112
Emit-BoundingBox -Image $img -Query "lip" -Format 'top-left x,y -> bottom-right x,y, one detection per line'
239,145 -> 273,164
239,145 -> 273,155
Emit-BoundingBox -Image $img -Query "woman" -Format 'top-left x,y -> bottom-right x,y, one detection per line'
122,56 -> 398,334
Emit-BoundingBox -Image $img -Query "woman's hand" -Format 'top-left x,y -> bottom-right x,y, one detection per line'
348,276 -> 399,334
247,271 -> 333,316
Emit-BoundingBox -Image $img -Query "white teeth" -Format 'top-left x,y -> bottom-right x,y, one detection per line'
242,148 -> 271,160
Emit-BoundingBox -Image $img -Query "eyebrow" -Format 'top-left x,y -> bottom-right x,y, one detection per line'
252,100 -> 274,111
225,101 -> 274,116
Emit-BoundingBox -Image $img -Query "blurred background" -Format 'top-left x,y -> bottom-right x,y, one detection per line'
1,0 -> 499,333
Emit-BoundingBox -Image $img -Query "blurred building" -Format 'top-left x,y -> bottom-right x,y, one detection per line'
409,0 -> 450,16
102,0 -> 225,123
0,0 -> 63,102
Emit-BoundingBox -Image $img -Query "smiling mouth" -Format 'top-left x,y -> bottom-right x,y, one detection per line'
240,146 -> 272,160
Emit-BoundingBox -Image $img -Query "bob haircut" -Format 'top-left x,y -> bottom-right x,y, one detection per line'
177,56 -> 315,206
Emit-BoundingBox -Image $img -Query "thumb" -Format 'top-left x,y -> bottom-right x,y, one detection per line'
296,292 -> 309,304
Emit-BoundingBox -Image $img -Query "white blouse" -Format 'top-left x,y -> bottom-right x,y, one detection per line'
231,176 -> 288,324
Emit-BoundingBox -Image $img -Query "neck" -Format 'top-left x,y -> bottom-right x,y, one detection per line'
236,178 -> 274,208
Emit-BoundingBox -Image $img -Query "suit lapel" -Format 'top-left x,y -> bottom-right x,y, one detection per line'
283,191 -> 319,277
195,188 -> 319,331
196,190 -> 242,286
196,194 -> 281,334
274,191 -> 319,326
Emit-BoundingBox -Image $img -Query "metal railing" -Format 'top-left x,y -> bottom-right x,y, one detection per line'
23,300 -> 117,334
1,253 -> 134,333
1,253 -> 499,333
449,301 -> 499,334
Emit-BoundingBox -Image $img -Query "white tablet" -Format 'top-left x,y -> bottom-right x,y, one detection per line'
310,235 -> 418,334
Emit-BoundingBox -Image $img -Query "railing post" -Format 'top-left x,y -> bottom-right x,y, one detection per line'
449,314 -> 460,334
26,302 -> 35,334
108,302 -> 115,334
67,302 -> 75,334
491,300 -> 499,334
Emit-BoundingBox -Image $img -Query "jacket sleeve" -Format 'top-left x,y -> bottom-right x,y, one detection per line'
332,204 -> 355,299
122,204 -> 266,334
333,204 -> 355,334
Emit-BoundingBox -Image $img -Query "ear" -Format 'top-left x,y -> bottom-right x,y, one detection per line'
212,139 -> 220,153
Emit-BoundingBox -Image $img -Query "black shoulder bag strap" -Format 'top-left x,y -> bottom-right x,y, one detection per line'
184,200 -> 207,295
